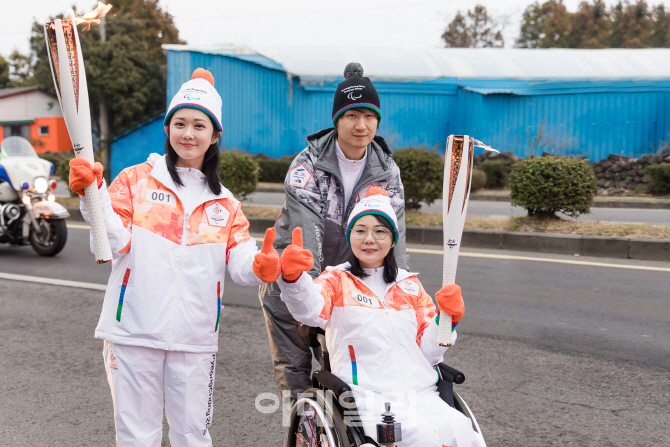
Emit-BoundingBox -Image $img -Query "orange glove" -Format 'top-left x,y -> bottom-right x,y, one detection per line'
69,158 -> 103,196
435,284 -> 464,325
253,228 -> 281,283
281,228 -> 314,282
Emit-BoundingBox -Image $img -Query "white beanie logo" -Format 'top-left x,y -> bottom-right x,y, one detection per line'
363,199 -> 382,208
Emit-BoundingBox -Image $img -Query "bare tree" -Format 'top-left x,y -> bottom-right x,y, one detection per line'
442,5 -> 505,48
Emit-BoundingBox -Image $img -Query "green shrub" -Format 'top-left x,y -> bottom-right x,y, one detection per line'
257,158 -> 293,183
219,150 -> 259,200
38,152 -> 74,179
470,169 -> 487,192
42,152 -> 102,197
54,154 -> 75,183
509,156 -> 596,218
479,159 -> 514,188
38,151 -> 66,168
392,148 -> 443,210
645,163 -> 670,194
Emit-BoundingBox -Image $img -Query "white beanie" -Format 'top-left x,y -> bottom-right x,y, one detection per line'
346,187 -> 399,246
164,68 -> 222,131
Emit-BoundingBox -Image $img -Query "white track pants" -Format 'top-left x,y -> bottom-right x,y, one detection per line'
354,386 -> 483,447
103,341 -> 217,447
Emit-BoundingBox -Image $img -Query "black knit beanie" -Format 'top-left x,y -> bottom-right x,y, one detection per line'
332,62 -> 381,127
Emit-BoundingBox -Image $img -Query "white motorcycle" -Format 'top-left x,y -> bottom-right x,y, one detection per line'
0,136 -> 70,256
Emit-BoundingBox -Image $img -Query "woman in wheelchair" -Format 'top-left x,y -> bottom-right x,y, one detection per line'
275,187 -> 482,447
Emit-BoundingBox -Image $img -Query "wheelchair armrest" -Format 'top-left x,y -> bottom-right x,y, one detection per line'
298,324 -> 325,348
437,363 -> 465,385
315,370 -> 353,403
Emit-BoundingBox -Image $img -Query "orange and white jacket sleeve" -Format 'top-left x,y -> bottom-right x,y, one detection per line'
416,283 -> 455,366
277,271 -> 337,328
79,173 -> 133,259
226,206 -> 266,286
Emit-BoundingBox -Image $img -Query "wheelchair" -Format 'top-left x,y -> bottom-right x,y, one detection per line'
284,326 -> 487,447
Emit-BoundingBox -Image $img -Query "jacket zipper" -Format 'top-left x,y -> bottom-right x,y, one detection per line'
382,283 -> 410,391
168,210 -> 190,347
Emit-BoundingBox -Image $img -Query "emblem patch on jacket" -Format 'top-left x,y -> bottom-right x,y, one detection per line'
205,203 -> 230,227
288,164 -> 312,188
398,279 -> 420,296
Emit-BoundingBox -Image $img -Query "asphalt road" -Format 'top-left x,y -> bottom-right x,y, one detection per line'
1,227 -> 669,445
242,191 -> 670,225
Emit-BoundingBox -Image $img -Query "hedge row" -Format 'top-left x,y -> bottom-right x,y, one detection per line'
45,148 -> 656,220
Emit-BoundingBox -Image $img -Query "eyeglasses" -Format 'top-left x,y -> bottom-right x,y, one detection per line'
351,225 -> 391,241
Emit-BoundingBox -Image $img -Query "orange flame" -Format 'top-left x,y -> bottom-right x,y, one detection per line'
67,2 -> 113,32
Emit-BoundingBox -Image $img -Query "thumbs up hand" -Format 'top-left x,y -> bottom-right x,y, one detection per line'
281,228 -> 314,283
253,228 -> 282,283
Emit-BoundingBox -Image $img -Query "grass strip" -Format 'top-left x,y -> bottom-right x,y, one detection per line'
59,200 -> 669,240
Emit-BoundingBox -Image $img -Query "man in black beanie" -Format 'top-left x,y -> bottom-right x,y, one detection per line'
259,62 -> 408,403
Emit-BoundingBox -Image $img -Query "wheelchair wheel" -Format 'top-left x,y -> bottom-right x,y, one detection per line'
453,390 -> 486,445
285,388 -> 351,447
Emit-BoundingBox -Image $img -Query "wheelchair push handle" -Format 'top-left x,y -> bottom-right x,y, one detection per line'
438,362 -> 466,385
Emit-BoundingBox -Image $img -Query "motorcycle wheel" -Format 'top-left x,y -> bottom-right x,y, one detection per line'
29,218 -> 67,257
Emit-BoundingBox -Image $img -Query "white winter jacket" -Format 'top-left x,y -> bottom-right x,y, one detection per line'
278,263 -> 453,393
80,154 -> 264,353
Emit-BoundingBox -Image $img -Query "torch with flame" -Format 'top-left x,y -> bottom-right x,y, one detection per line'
436,136 -> 498,347
44,2 -> 113,264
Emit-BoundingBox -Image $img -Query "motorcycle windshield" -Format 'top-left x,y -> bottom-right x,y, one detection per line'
0,136 -> 38,159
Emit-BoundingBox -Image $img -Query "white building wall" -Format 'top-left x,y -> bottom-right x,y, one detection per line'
0,91 -> 62,122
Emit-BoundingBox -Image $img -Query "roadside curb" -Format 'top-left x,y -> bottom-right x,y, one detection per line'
408,227 -> 670,262
469,194 -> 670,209
66,207 -> 84,221
66,211 -> 669,262
256,186 -> 285,193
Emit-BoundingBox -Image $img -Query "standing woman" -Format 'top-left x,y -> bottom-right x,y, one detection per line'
69,69 -> 282,446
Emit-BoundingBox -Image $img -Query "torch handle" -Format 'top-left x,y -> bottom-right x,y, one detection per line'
437,312 -> 453,347
437,261 -> 458,346
83,182 -> 112,264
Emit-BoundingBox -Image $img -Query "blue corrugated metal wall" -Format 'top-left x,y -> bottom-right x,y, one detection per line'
110,114 -> 165,178
457,89 -> 670,160
165,50 -> 460,157
110,49 -> 670,178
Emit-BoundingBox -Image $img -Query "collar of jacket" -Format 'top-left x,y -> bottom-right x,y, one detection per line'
306,128 -> 393,175
327,262 -> 418,288
146,153 -> 232,208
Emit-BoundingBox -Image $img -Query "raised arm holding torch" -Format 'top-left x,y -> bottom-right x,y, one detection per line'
44,2 -> 113,264
436,135 -> 498,346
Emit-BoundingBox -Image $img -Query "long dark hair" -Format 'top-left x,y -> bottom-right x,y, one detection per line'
164,115 -> 222,195
347,214 -> 398,283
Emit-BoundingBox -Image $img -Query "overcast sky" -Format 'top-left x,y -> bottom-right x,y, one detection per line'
2,0 -> 667,58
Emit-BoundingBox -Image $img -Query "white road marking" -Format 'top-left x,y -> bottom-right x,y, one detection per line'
66,223 -> 90,230
407,248 -> 670,272
0,272 -> 106,291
